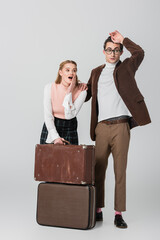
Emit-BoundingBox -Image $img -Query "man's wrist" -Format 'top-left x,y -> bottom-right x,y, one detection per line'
121,37 -> 124,44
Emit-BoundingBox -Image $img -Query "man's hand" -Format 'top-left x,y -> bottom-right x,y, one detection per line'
109,30 -> 124,44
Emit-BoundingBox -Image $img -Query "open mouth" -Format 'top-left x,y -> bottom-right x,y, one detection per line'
68,77 -> 73,79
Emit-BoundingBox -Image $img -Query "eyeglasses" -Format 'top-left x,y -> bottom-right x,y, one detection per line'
104,48 -> 121,55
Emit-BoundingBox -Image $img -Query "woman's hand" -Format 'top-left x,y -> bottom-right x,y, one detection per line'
53,137 -> 65,145
66,76 -> 76,94
109,30 -> 124,44
78,83 -> 88,91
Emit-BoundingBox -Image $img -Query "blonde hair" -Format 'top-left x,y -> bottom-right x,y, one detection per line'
55,60 -> 79,86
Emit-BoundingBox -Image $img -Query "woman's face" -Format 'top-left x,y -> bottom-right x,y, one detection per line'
59,63 -> 77,86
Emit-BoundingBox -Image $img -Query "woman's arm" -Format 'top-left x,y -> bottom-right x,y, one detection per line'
43,83 -> 60,143
62,90 -> 87,119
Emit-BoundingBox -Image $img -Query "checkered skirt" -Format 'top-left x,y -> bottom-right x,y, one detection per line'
40,117 -> 78,145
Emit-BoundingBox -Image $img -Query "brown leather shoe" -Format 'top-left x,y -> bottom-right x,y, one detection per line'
96,211 -> 103,221
114,214 -> 128,228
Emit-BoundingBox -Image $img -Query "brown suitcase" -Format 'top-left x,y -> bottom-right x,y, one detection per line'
36,182 -> 96,230
34,144 -> 95,185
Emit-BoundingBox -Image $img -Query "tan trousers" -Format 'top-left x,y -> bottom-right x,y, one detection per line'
95,121 -> 130,212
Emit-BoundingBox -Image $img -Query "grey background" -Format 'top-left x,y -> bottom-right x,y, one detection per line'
0,0 -> 159,239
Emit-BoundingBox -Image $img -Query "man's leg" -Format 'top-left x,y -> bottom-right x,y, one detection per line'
95,122 -> 111,209
110,122 -> 130,228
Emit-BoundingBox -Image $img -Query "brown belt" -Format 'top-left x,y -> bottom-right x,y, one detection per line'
101,118 -> 129,125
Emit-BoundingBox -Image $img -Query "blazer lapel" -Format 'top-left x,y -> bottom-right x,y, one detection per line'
93,64 -> 105,96
113,60 -> 121,90
93,60 -> 121,96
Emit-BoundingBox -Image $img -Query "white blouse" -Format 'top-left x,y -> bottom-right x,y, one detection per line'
43,83 -> 87,143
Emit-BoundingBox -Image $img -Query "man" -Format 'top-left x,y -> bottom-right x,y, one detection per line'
85,30 -> 151,228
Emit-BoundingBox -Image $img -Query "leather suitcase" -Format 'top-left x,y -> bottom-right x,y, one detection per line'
34,144 -> 95,185
36,182 -> 96,230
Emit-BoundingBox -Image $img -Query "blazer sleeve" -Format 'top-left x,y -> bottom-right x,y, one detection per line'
123,37 -> 145,74
85,70 -> 93,102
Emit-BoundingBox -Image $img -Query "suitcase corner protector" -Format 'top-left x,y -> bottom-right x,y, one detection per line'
81,181 -> 87,184
80,144 -> 87,149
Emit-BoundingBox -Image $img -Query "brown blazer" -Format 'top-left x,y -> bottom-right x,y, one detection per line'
85,37 -> 151,141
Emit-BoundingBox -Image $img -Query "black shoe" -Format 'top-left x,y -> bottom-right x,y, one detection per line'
114,214 -> 128,228
96,211 -> 103,221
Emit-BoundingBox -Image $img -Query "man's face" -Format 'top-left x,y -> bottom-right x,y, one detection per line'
103,42 -> 123,63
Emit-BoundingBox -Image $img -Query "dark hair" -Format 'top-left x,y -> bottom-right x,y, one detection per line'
103,36 -> 123,51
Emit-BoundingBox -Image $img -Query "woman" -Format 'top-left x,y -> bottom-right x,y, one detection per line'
40,60 -> 87,145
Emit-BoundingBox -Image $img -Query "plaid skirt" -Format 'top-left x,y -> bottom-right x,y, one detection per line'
40,117 -> 78,145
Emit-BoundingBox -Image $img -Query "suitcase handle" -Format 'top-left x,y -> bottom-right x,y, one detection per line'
62,139 -> 71,145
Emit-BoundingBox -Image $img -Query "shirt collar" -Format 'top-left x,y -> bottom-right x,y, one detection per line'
105,60 -> 119,69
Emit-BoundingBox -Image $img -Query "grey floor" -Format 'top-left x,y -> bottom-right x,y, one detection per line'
1,181 -> 159,240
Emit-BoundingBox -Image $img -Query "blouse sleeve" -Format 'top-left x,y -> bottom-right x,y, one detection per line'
43,83 -> 60,143
62,90 -> 87,119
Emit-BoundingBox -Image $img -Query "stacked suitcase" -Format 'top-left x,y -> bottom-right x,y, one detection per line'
34,144 -> 96,230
